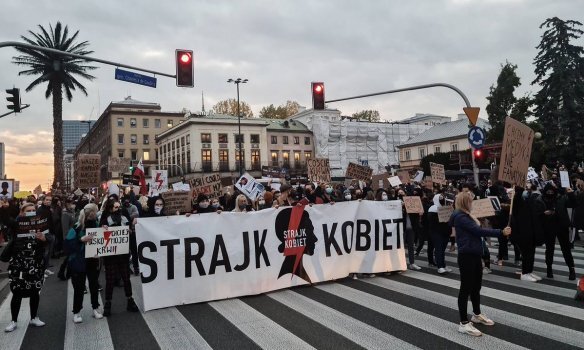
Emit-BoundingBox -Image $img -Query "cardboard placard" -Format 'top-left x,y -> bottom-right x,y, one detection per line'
560,171 -> 570,188
430,162 -> 446,184
438,205 -> 454,223
189,173 -> 222,199
397,171 -> 410,185
424,176 -> 434,189
471,198 -> 496,218
172,182 -> 191,192
498,117 -> 535,185
162,191 -> 193,213
307,158 -> 331,183
371,173 -> 390,190
108,157 -> 132,173
388,176 -> 402,188
75,154 -> 101,189
403,196 -> 424,214
85,226 -> 130,258
235,173 -> 265,200
345,162 -> 373,182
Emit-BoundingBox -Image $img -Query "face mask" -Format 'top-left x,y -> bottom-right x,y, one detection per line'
522,191 -> 530,200
199,201 -> 209,209
154,206 -> 163,214
259,200 -> 266,206
212,203 -> 220,208
381,194 -> 388,201
25,211 -> 36,217
326,187 -> 333,194
238,203 -> 247,210
345,195 -> 352,200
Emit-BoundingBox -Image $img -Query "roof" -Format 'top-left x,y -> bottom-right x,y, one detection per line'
110,96 -> 160,109
265,119 -> 310,132
397,118 -> 490,147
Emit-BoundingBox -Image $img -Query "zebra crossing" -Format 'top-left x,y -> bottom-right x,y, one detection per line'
0,243 -> 582,350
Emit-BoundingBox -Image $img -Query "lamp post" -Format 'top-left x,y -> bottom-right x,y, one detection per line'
227,78 -> 248,176
81,120 -> 92,153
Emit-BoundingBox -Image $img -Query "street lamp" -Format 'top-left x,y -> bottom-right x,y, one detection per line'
81,120 -> 92,153
227,78 -> 248,176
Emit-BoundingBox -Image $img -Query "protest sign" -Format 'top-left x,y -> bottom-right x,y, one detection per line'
33,185 -> 43,196
135,200 -> 406,311
397,171 -> 410,184
560,171 -> 570,188
75,154 -> 101,189
108,157 -> 131,173
498,117 -> 535,185
151,170 -> 169,193
307,158 -> 331,183
108,183 -> 120,196
261,166 -> 289,179
413,171 -> 424,183
430,162 -> 446,184
488,196 -> 502,211
172,182 -> 191,192
388,176 -> 402,188
471,198 -> 496,218
0,179 -> 14,200
403,196 -> 424,214
345,162 -> 373,182
17,214 -> 49,235
424,176 -> 434,189
527,167 -> 539,182
371,173 -> 390,190
235,173 -> 265,200
162,191 -> 193,213
438,205 -> 454,223
85,226 -> 130,258
190,173 -> 222,199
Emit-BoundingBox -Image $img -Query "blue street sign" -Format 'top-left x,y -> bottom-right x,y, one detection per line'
468,126 -> 486,149
115,68 -> 157,88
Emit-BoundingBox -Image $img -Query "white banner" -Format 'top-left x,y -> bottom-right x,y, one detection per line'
85,226 -> 130,258
135,201 -> 406,311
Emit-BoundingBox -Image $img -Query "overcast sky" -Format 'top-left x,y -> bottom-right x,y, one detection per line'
1,0 -> 582,190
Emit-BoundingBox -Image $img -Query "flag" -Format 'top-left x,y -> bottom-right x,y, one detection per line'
132,159 -> 148,195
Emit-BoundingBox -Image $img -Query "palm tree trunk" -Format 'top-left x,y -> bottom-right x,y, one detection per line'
52,81 -> 64,190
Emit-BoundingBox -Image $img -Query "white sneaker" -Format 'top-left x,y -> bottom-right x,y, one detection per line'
73,314 -> 82,324
458,322 -> 482,336
437,267 -> 447,274
4,321 -> 17,332
471,313 -> 495,326
29,317 -> 45,327
352,274 -> 358,280
483,267 -> 492,274
93,309 -> 103,319
409,264 -> 422,271
44,269 -> 54,276
368,274 -> 376,278
529,273 -> 543,281
521,273 -> 538,282
445,267 -> 453,272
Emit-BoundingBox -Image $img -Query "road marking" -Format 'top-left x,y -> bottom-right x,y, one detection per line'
0,291 -> 29,350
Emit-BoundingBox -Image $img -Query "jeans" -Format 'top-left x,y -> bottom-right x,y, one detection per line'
431,232 -> 448,269
457,254 -> 483,323
70,259 -> 100,313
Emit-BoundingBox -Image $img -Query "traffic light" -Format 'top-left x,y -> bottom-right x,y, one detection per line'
175,49 -> 194,87
473,148 -> 489,167
6,88 -> 21,112
311,82 -> 325,110
129,166 -> 134,173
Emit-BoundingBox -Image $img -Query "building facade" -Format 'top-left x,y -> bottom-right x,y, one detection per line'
0,142 -> 4,178
396,116 -> 490,170
266,119 -> 314,172
63,120 -> 96,154
74,97 -> 185,184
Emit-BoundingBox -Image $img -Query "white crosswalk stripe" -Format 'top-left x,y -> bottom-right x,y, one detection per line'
0,244 -> 582,349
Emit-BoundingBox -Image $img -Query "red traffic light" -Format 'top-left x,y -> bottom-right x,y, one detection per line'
474,149 -> 483,158
314,84 -> 323,93
175,49 -> 194,87
311,82 -> 325,110
180,52 -> 192,64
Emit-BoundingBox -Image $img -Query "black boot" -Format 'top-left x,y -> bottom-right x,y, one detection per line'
547,265 -> 554,279
127,297 -> 139,312
569,267 -> 576,281
103,301 -> 112,317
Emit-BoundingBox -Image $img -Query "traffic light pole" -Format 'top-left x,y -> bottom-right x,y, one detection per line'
0,103 -> 30,119
325,82 -> 480,186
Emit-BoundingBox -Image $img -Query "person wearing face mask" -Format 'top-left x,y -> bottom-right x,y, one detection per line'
99,199 -> 139,317
428,193 -> 452,274
210,198 -> 224,211
37,194 -> 55,277
121,196 -> 140,276
541,183 -> 577,280
194,194 -> 214,214
375,189 -> 389,201
148,197 -> 165,217
397,189 -> 421,270
233,194 -> 253,212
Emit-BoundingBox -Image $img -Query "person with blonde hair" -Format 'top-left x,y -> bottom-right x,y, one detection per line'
449,192 -> 511,337
232,194 -> 253,212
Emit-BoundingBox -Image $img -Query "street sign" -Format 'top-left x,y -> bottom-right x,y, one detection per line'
115,68 -> 157,88
468,126 -> 486,149
463,107 -> 480,126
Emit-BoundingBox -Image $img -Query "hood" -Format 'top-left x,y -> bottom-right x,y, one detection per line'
428,193 -> 443,213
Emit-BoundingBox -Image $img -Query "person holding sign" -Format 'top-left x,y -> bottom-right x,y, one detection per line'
64,203 -> 104,323
428,194 -> 452,274
4,203 -> 47,333
449,192 -> 511,337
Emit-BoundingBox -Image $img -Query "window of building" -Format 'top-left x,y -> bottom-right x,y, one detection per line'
219,150 -> 229,170
155,149 -> 158,160
419,148 -> 426,159
235,150 -> 245,169
201,133 -> 211,143
218,133 -> 228,143
155,119 -> 161,128
282,151 -> 290,166
271,151 -> 279,166
201,150 -> 212,163
294,151 -> 301,164
304,151 -> 312,159
181,137 -> 185,147
451,143 -> 458,151
118,150 -> 124,158
294,136 -> 300,145
143,150 -> 150,161
235,134 -> 244,144
131,150 -> 137,160
434,145 -> 441,153
251,150 -> 260,169
143,119 -> 149,128
283,136 -> 289,144
118,134 -> 124,144
117,118 -> 124,127
304,137 -> 311,145
130,118 -> 137,128
167,120 -> 173,128
250,134 -> 260,144
405,150 -> 411,161
186,134 -> 190,144
131,134 -> 137,145
143,134 -> 150,144
271,136 -> 277,144
172,141 -> 175,150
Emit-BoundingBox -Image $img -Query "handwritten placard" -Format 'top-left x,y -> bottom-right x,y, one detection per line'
438,205 -> 454,223
108,157 -> 131,173
85,226 -> 130,258
430,162 -> 446,184
307,158 -> 331,183
397,171 -> 410,184
345,162 -> 373,182
190,173 -> 222,199
498,117 -> 534,185
75,154 -> 101,189
403,196 -> 424,214
560,171 -> 570,188
162,191 -> 192,214
471,198 -> 496,218
388,176 -> 402,188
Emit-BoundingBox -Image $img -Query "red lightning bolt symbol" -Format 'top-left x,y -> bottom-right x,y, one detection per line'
155,172 -> 164,189
284,205 -> 307,278
103,230 -> 112,248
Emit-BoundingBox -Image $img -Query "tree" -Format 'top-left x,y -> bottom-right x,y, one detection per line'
12,22 -> 97,189
532,17 -> 584,164
352,110 -> 380,122
212,98 -> 253,118
259,100 -> 301,119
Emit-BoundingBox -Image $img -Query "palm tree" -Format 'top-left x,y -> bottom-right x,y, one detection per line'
12,22 -> 97,189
